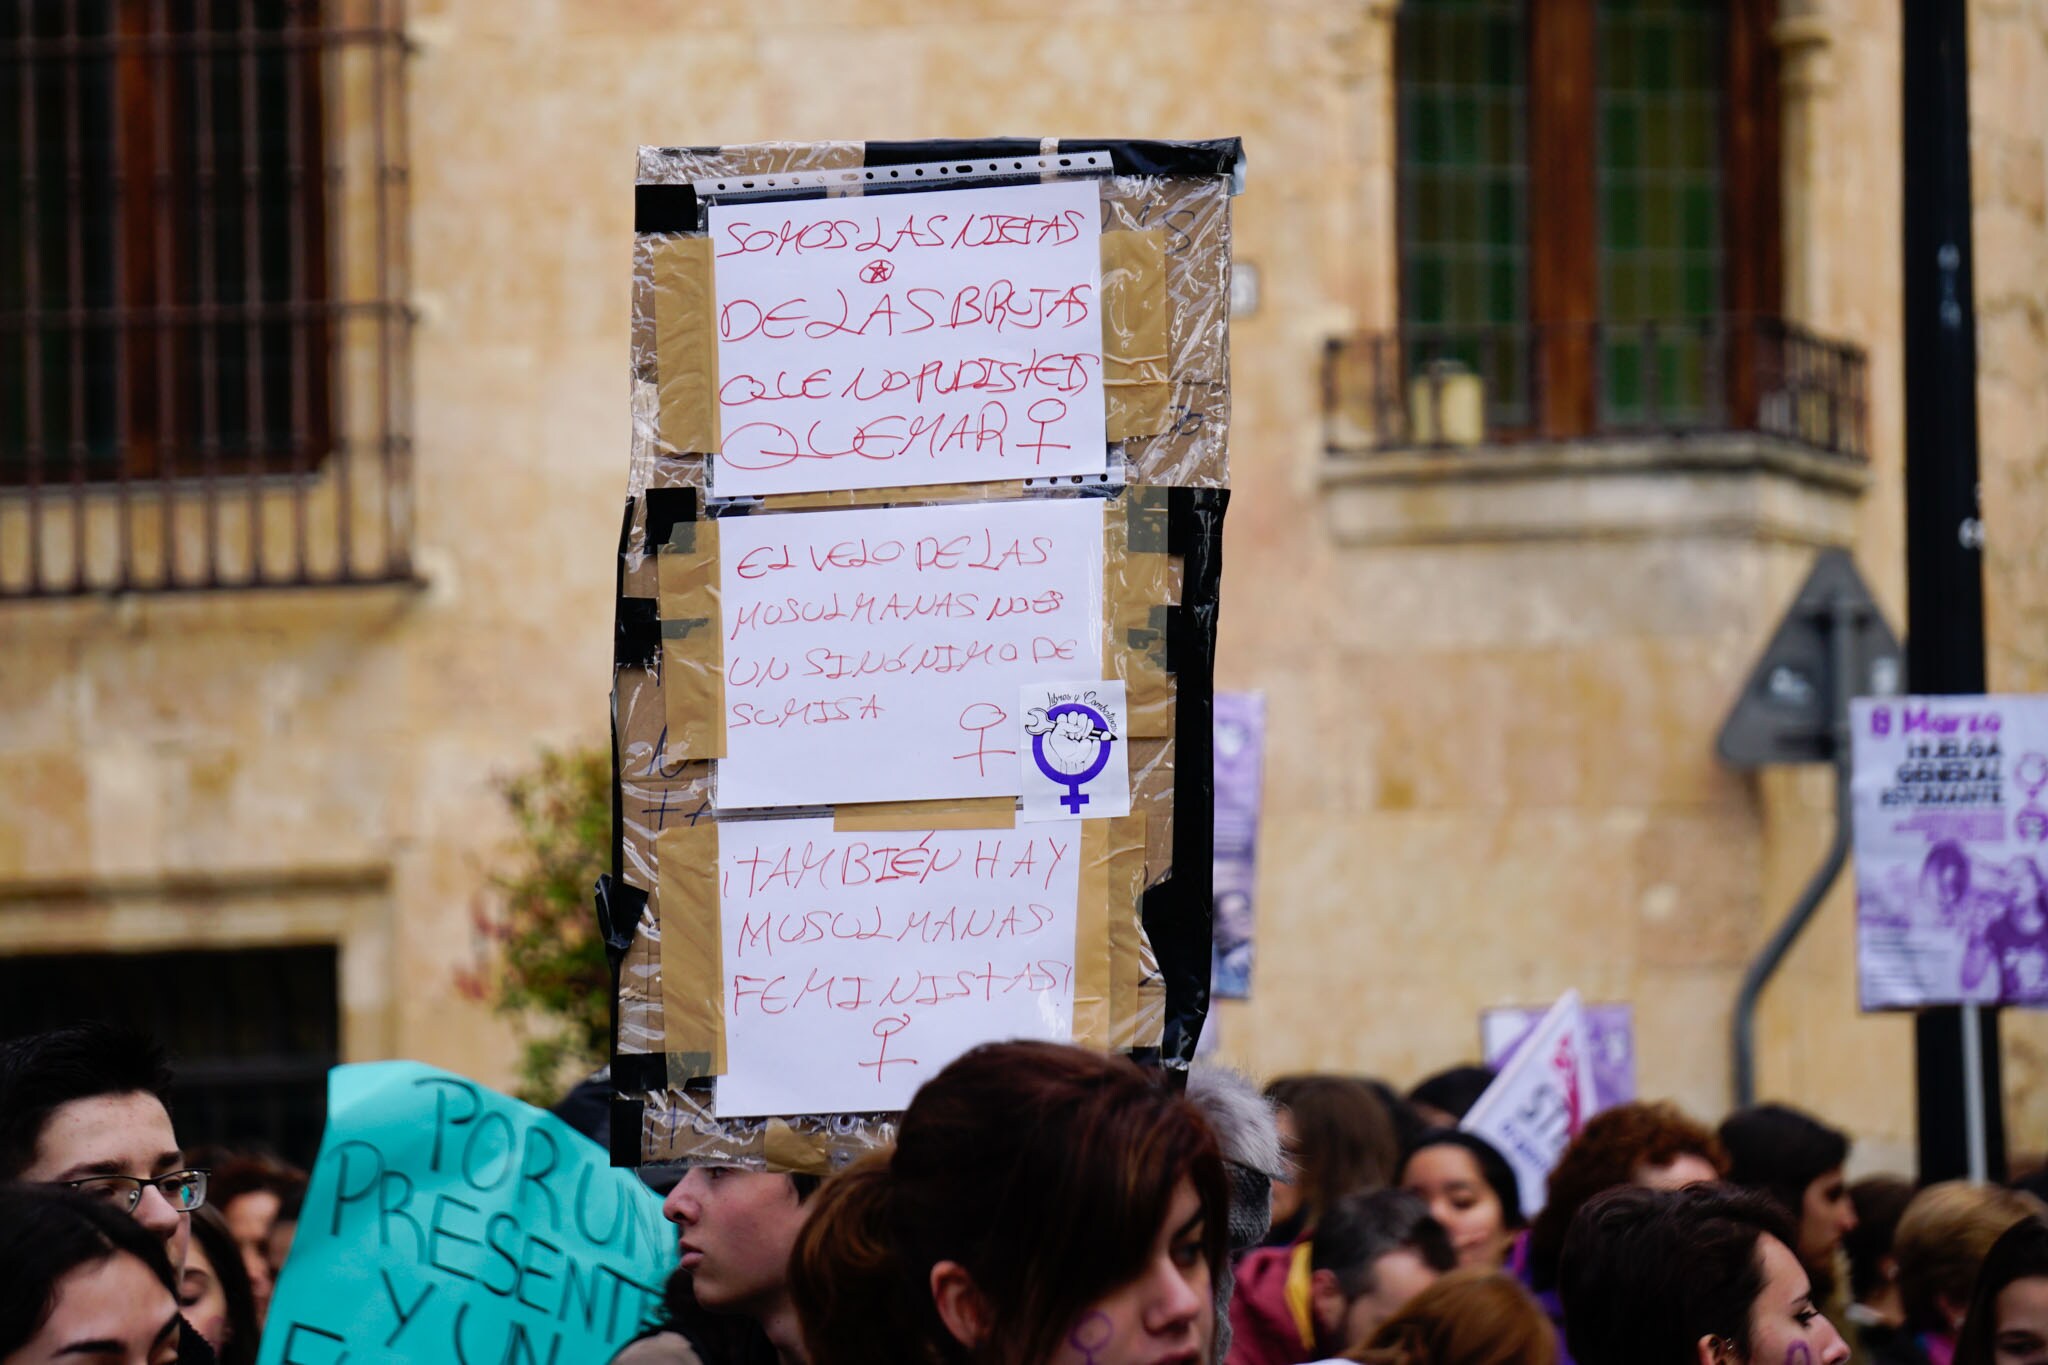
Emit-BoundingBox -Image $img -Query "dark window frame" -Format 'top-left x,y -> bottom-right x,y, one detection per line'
2,1 -> 333,485
1395,0 -> 1783,440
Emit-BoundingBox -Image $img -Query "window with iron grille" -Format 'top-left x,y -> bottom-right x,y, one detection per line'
0,946 -> 340,1167
1395,0 -> 1794,444
0,0 -> 412,598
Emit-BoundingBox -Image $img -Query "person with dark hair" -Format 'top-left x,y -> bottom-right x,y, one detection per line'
260,1184 -> 301,1294
1952,1214 -> 2048,1365
1262,1076 -> 1402,1247
0,1023 -> 200,1281
789,1041 -> 1228,1365
1355,1270 -> 1559,1365
1843,1176 -> 1917,1363
614,1262 -> 782,1365
1306,1191 -> 1456,1359
0,1185 -> 185,1365
661,1168 -> 824,1365
181,1207 -> 258,1365
1891,1182 -> 2042,1364
1558,1184 -> 1850,1365
1405,1067 -> 1495,1131
1398,1131 -> 1523,1272
1359,1080 -> 1431,1158
1719,1104 -> 1858,1292
203,1154 -> 305,1325
1228,1188 -> 1454,1365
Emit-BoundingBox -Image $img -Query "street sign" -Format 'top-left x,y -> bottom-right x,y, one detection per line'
1717,549 -> 1903,768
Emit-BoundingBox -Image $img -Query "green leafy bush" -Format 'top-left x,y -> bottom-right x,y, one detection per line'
457,746 -> 612,1106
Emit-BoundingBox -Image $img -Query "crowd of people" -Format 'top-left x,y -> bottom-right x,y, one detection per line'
5,1021 -> 2048,1365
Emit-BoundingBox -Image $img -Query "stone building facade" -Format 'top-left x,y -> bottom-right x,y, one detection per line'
2,0 -> 2045,1172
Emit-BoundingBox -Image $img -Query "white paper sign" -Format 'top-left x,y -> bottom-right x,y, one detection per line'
713,818 -> 1082,1116
708,181 -> 1108,497
1852,696 -> 2048,1009
1460,989 -> 1599,1217
1019,681 -> 1131,822
716,498 -> 1105,810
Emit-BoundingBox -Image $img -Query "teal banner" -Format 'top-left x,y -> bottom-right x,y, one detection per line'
258,1062 -> 673,1365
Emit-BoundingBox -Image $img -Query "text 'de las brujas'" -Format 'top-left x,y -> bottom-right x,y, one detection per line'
707,180 -> 1107,497
713,497 -> 1105,810
712,818 -> 1082,1118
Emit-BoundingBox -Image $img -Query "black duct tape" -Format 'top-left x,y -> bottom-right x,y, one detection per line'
1140,487 -> 1228,1067
635,183 -> 698,234
608,499 -> 634,890
609,1098 -> 646,1168
616,598 -> 660,671
595,871 -> 646,1096
610,1052 -> 667,1094
594,874 -> 645,976
643,486 -> 699,553
862,138 -> 1243,181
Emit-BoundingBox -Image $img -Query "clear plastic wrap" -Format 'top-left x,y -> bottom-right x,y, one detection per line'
609,140 -> 1235,1167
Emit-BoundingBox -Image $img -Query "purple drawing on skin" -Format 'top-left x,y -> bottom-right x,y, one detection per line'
1785,1343 -> 1813,1365
1068,1310 -> 1115,1365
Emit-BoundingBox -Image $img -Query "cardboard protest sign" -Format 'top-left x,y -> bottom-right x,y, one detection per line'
708,180 -> 1107,497
714,818 -> 1082,1116
1019,681 -> 1131,821
1460,989 -> 1599,1217
715,498 -> 1105,809
1852,695 -> 2048,1008
617,139 -> 1241,1166
258,1062 -> 673,1365
1211,691 -> 1266,999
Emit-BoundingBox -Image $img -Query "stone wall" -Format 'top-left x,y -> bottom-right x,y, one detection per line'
1,0 -> 2042,1170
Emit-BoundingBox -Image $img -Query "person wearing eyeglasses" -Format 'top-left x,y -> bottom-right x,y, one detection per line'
0,1022 -> 217,1363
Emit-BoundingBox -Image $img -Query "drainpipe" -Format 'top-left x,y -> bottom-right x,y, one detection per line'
1731,594 -> 1858,1109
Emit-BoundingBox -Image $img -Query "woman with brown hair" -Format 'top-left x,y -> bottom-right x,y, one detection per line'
789,1041 -> 1229,1365
1890,1182 -> 2044,1365
1350,1271 -> 1559,1365
1263,1076 -> 1403,1246
1518,1101 -> 1727,1352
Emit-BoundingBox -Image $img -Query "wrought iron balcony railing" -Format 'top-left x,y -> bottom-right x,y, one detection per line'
0,1 -> 413,601
1322,316 -> 1868,462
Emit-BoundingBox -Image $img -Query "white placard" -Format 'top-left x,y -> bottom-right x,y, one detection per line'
708,181 -> 1108,497
1461,989 -> 1598,1217
1018,681 -> 1131,822
713,818 -> 1082,1116
715,498 -> 1105,810
1853,696 -> 2048,1008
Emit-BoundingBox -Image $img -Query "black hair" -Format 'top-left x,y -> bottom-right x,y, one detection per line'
1559,1184 -> 1799,1365
1717,1104 -> 1851,1223
188,1205 -> 261,1365
1844,1175 -> 1916,1303
1360,1078 -> 1432,1155
1311,1188 -> 1457,1297
627,1266 -> 782,1365
1406,1066 -> 1496,1122
1400,1128 -> 1527,1231
0,1023 -> 175,1180
1954,1215 -> 2048,1365
0,1184 -> 180,1359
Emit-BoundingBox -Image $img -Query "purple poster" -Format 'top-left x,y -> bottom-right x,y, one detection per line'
1212,692 -> 1267,999
1482,1003 -> 1636,1113
1852,696 -> 2048,1009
